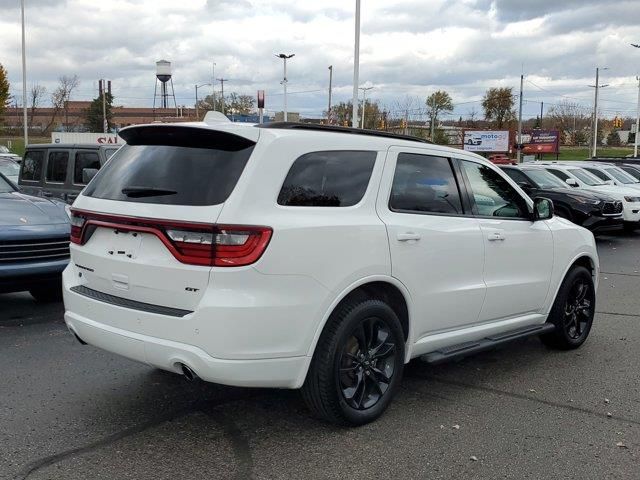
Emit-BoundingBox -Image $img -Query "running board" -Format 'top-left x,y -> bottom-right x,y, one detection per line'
420,323 -> 557,365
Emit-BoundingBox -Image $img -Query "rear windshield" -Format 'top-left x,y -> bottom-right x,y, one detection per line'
83,127 -> 255,206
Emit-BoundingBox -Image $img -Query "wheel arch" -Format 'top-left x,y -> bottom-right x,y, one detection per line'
306,276 -> 413,363
545,253 -> 598,315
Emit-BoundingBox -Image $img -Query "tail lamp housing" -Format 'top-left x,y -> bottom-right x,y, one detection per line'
69,209 -> 272,267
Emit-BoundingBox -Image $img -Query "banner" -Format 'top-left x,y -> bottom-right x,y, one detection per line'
522,130 -> 560,154
463,130 -> 509,152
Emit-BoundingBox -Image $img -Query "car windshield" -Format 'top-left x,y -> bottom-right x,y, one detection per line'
0,174 -> 15,192
605,167 -> 638,184
0,160 -> 20,177
523,169 -> 567,189
569,168 -> 604,186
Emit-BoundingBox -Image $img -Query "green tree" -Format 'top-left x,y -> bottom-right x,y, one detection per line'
606,130 -> 621,146
196,92 -> 255,119
426,90 -> 453,138
83,92 -> 114,132
0,63 -> 10,117
432,128 -> 450,145
481,87 -> 515,128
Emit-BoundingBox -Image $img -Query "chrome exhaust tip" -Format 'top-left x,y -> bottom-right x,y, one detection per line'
180,364 -> 198,382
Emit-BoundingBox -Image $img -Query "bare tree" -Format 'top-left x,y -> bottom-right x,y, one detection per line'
45,75 -> 79,133
547,100 -> 590,145
29,84 -> 47,127
467,107 -> 478,127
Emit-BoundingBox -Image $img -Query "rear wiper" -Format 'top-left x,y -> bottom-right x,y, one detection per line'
121,186 -> 178,198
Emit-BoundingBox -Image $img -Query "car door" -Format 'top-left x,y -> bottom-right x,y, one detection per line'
459,159 -> 553,322
18,149 -> 46,196
376,147 -> 486,342
43,149 -> 71,201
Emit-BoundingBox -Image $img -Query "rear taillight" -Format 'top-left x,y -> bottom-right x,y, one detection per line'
69,210 -> 86,244
166,226 -> 272,267
69,209 -> 272,267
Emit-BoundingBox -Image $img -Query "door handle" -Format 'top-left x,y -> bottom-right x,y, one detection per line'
488,232 -> 505,241
397,232 -> 421,242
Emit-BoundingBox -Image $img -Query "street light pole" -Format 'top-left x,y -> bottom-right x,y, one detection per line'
635,76 -> 640,158
101,79 -> 107,133
276,53 -> 295,121
590,67 -> 609,158
195,83 -> 211,120
217,78 -> 228,115
327,65 -> 333,124
517,74 -> 523,163
212,61 -> 216,110
359,86 -> 373,129
21,0 -> 28,147
351,0 -> 361,128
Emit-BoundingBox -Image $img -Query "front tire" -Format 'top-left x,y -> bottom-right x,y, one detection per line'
301,298 -> 405,426
541,266 -> 595,350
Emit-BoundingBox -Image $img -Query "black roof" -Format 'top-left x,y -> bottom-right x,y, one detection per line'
25,143 -> 120,149
257,122 -> 433,145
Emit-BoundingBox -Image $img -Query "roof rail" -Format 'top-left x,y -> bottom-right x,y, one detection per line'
256,122 -> 433,144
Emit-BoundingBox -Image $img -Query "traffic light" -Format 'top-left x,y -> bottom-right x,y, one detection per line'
613,117 -> 623,129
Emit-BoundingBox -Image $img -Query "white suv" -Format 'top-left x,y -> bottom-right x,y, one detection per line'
63,120 -> 598,425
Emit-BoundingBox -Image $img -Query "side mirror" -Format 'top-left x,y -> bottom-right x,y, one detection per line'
82,168 -> 99,184
517,181 -> 533,193
604,179 -> 615,186
533,197 -> 554,221
565,178 -> 579,187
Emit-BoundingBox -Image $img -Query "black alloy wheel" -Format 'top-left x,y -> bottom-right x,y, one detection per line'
302,298 -> 405,426
541,265 -> 595,349
338,317 -> 397,410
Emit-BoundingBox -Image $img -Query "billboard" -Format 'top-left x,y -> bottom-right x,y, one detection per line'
52,132 -> 123,145
463,130 -> 509,152
522,130 -> 560,154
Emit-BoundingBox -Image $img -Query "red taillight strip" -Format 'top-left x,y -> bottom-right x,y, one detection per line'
69,208 -> 272,267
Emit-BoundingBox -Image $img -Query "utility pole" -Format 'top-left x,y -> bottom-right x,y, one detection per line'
635,76 -> 640,157
327,65 -> 333,124
539,101 -> 543,128
21,0 -> 28,147
195,83 -> 213,119
101,79 -> 107,133
276,53 -> 295,121
359,86 -> 373,129
517,74 -> 523,163
351,0 -> 361,128
217,78 -> 228,115
404,110 -> 409,135
590,67 -> 609,158
212,61 -> 216,108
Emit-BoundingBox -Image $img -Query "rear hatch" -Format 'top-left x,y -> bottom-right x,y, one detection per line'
69,125 -> 259,311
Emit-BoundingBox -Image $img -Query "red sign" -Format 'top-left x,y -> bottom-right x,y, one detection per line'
522,129 -> 560,154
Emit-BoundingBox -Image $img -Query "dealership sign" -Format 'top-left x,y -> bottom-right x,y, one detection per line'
522,130 -> 560,154
463,130 -> 509,152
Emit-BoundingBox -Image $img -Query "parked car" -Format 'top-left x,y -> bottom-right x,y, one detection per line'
0,172 -> 70,301
538,163 -> 640,231
567,162 -> 640,191
488,154 -> 514,165
63,121 -> 598,426
0,158 -> 20,185
18,144 -> 120,203
620,163 -> 640,181
501,165 -> 623,232
0,145 -> 22,163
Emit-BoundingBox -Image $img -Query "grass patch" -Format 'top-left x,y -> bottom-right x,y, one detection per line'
0,136 -> 51,157
539,147 -> 635,161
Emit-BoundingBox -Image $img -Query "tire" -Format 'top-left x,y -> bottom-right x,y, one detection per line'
541,266 -> 595,350
29,279 -> 63,303
301,298 -> 405,426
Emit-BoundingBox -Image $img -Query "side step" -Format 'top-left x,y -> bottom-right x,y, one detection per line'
420,323 -> 556,365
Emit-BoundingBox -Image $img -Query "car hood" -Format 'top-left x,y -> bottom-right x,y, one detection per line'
0,191 -> 69,226
583,184 -> 640,197
546,187 -> 616,201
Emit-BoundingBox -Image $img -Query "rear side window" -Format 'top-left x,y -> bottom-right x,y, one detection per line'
46,151 -> 69,183
21,150 -> 44,181
74,151 -> 100,184
547,169 -> 569,181
583,167 -> 609,181
278,151 -> 376,207
502,168 -> 530,186
389,154 -> 462,215
83,127 -> 255,206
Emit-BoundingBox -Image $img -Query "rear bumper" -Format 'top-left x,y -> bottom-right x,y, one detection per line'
65,310 -> 310,388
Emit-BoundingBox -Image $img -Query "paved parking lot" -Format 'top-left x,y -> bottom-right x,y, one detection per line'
1,232 -> 639,480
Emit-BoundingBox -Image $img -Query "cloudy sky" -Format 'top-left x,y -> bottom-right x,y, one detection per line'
1,0 -> 640,120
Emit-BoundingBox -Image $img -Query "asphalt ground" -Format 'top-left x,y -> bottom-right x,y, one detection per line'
1,231 -> 639,480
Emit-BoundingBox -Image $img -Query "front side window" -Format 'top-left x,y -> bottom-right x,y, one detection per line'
21,150 -> 44,181
523,169 -> 567,189
0,160 -> 20,178
461,161 -> 528,218
502,168 -> 531,186
74,151 -> 100,184
0,174 -> 15,192
583,167 -> 609,182
390,153 -> 462,215
547,168 -> 570,182
621,166 -> 640,181
278,151 -> 376,207
570,169 -> 603,186
605,167 -> 638,184
46,151 -> 69,183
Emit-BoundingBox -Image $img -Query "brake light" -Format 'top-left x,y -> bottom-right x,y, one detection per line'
68,209 -> 272,267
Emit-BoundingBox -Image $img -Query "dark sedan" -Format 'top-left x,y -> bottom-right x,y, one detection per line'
501,165 -> 623,233
0,172 -> 70,301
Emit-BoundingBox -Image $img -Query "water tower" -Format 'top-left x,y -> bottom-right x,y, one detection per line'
153,60 -> 177,114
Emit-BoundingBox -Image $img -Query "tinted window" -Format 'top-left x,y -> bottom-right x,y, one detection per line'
278,151 -> 376,207
0,160 -> 20,178
522,169 -> 566,189
0,174 -> 15,192
21,150 -> 44,181
605,167 -> 637,184
547,168 -> 570,181
583,167 -> 609,182
621,166 -> 640,181
74,151 -> 100,184
84,143 -> 254,206
104,149 -> 118,159
570,168 -> 603,186
390,154 -> 462,214
46,151 -> 69,183
461,161 -> 528,218
502,168 -> 531,186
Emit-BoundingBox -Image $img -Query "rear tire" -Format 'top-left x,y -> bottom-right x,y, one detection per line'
541,266 -> 595,350
301,298 -> 405,426
29,279 -> 63,303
